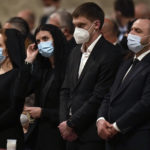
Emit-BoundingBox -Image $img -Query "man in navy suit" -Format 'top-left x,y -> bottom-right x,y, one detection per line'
97,18 -> 150,150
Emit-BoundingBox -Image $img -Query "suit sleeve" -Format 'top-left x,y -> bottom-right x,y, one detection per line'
116,71 -> 150,133
97,92 -> 111,120
97,61 -> 125,120
67,57 -> 121,132
59,58 -> 71,123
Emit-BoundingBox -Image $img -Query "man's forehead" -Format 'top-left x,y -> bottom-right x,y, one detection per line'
133,19 -> 150,29
73,16 -> 90,24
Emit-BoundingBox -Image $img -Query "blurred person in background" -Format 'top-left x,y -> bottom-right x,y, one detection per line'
135,2 -> 150,19
113,0 -> 135,41
3,17 -> 30,40
101,18 -> 129,57
47,10 -> 76,54
0,28 -> 25,150
16,24 -> 67,150
3,17 -> 32,49
40,0 -> 62,25
18,9 -> 36,41
101,18 -> 119,45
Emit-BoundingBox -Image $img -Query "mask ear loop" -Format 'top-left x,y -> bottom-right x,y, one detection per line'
88,23 -> 95,32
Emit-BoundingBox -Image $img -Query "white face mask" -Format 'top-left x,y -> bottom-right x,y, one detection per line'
73,23 -> 94,44
127,34 -> 150,53
20,114 -> 29,126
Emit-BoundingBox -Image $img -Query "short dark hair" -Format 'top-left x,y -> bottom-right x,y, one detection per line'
7,17 -> 30,38
114,0 -> 135,18
72,2 -> 105,29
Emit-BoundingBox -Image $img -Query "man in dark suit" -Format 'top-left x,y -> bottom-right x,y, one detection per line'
58,2 -> 122,150
97,18 -> 150,150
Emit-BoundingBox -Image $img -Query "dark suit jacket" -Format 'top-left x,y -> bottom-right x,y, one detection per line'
98,53 -> 150,134
60,36 -> 122,141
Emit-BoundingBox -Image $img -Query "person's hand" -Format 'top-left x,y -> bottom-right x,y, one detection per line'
109,125 -> 118,138
58,121 -> 78,142
24,106 -> 42,119
25,43 -> 38,63
97,119 -> 112,140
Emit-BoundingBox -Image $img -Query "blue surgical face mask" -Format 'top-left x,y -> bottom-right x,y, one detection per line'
0,47 -> 6,64
38,40 -> 54,58
127,34 -> 150,53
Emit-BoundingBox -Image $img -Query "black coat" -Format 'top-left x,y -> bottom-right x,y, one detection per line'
60,36 -> 122,148
17,64 -> 65,150
98,53 -> 150,150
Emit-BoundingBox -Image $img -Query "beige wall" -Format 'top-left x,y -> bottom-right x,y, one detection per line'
0,0 -> 150,26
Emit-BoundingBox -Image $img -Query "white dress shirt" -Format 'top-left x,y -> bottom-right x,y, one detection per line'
78,35 -> 102,77
97,49 -> 150,132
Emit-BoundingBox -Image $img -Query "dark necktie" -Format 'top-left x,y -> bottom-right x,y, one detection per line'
132,58 -> 139,67
122,58 -> 139,82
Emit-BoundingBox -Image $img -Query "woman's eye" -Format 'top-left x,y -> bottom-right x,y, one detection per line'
43,36 -> 49,41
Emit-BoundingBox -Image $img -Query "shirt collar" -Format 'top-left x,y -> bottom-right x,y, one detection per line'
118,25 -> 127,34
81,34 -> 102,53
134,49 -> 150,61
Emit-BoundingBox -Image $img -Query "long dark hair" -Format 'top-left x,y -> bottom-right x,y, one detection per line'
34,24 -> 68,88
0,29 -> 25,68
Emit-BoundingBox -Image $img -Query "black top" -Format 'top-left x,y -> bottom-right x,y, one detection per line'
0,69 -> 24,149
0,29 -> 26,150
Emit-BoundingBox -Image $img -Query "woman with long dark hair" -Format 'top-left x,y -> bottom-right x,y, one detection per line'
0,29 -> 25,150
18,24 -> 67,150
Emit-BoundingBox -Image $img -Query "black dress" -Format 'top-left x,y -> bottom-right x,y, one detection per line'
0,69 -> 24,149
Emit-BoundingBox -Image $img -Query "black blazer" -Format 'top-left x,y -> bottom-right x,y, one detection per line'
60,36 -> 122,141
98,52 -> 150,134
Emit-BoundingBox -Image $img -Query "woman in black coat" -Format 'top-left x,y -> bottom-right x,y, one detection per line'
18,24 -> 68,150
0,29 -> 25,150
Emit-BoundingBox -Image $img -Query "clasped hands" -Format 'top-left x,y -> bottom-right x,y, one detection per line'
58,121 -> 78,142
97,119 -> 118,140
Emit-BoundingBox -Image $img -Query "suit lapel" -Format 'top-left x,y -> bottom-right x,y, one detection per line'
111,59 -> 133,98
73,37 -> 104,90
111,59 -> 150,102
72,46 -> 82,88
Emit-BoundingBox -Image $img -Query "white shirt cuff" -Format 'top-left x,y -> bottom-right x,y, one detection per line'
96,117 -> 105,124
113,122 -> 120,132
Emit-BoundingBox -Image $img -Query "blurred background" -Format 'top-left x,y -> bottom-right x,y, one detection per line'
0,0 -> 150,25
